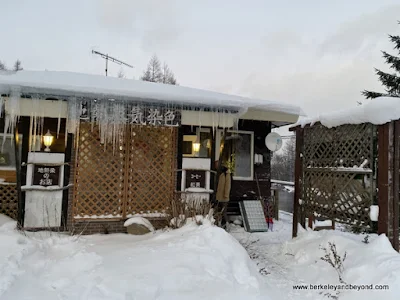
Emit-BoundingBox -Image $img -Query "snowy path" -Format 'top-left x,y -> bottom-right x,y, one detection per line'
230,212 -> 315,299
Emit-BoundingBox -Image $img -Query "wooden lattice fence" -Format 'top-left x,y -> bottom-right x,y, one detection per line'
0,184 -> 18,220
301,123 -> 377,227
73,123 -> 177,219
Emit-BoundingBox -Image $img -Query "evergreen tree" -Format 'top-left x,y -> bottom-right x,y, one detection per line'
141,55 -> 177,85
141,55 -> 162,83
0,60 -> 6,70
362,27 -> 400,99
13,60 -> 23,71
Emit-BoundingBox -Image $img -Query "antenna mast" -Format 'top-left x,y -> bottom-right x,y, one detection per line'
91,50 -> 133,76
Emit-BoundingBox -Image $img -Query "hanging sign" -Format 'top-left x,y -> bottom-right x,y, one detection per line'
79,101 -> 181,127
185,170 -> 206,189
32,165 -> 61,186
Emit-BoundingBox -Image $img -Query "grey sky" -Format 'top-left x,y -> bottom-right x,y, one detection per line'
1,0 -> 400,117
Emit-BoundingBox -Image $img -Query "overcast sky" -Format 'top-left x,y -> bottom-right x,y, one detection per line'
1,0 -> 400,118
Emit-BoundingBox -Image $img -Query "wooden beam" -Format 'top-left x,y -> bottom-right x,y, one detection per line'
293,127 -> 304,238
61,133 -> 73,229
377,124 -> 389,236
392,121 -> 400,251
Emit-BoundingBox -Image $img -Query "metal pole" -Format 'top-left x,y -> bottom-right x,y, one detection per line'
105,54 -> 108,76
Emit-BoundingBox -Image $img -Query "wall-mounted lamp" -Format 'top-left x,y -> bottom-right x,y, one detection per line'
192,136 -> 201,153
43,130 -> 54,152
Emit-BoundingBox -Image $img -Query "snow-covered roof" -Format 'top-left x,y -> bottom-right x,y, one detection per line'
292,96 -> 400,128
0,70 -> 304,118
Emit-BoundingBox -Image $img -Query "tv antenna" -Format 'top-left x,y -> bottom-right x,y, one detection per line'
91,50 -> 133,76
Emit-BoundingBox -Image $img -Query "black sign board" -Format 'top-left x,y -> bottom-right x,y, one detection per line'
33,165 -> 60,186
185,170 -> 206,189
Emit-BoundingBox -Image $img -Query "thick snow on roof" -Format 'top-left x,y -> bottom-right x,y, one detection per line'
0,70 -> 304,116
293,96 -> 400,128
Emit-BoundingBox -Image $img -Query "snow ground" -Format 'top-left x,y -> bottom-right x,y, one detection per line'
230,211 -> 400,300
1,212 -> 399,300
0,216 -> 274,300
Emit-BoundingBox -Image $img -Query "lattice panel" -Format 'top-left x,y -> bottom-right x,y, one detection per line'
303,123 -> 375,168
125,126 -> 177,215
301,123 -> 377,226
0,184 -> 18,220
302,171 -> 372,225
73,123 -> 125,218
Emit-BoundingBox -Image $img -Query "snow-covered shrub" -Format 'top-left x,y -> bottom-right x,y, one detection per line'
320,242 -> 347,284
166,196 -> 215,228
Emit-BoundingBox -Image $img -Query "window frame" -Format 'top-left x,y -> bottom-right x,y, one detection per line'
0,134 -> 22,171
215,129 -> 254,181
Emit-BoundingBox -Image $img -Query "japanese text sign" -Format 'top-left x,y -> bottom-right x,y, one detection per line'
33,165 -> 60,187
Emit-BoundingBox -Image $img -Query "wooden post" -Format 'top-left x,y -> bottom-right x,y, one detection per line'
392,121 -> 400,251
61,133 -> 73,230
378,124 -> 390,237
273,188 -> 279,220
14,123 -> 23,228
292,127 -> 304,238
308,213 -> 313,230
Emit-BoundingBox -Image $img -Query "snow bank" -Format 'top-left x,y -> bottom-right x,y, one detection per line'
0,221 -> 269,299
293,96 -> 400,128
123,216 -> 154,231
285,230 -> 400,300
0,214 -> 15,228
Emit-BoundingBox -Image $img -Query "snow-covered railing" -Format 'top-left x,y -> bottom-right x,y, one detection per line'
271,179 -> 294,186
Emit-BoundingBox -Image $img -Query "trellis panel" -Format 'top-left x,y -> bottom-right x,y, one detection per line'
301,123 -> 376,227
125,126 -> 177,216
0,184 -> 18,220
73,123 -> 125,218
73,123 -> 177,219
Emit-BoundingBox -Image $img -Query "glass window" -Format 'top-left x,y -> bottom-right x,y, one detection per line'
197,128 -> 211,158
0,135 -> 21,169
232,132 -> 253,179
216,130 -> 254,180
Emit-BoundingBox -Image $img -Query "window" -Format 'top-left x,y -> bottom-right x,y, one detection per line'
216,130 -> 254,181
196,128 -> 211,158
182,128 -> 212,158
0,134 -> 22,170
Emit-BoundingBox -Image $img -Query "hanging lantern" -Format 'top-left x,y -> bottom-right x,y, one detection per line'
43,130 -> 54,152
192,136 -> 201,153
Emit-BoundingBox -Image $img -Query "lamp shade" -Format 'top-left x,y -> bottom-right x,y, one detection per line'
192,136 -> 200,153
43,130 -> 54,148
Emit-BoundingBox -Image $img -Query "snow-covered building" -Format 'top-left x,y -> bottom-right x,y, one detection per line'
0,70 -> 303,234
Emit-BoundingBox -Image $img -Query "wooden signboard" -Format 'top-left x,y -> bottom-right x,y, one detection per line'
32,165 -> 60,186
185,170 -> 206,189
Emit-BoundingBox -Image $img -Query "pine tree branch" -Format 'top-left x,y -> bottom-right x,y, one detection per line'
382,51 -> 400,72
361,90 -> 386,99
375,68 -> 400,94
389,34 -> 400,51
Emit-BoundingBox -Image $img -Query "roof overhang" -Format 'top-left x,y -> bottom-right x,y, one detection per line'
0,71 -> 304,125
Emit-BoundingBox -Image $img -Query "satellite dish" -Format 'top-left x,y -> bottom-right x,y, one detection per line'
265,132 -> 283,152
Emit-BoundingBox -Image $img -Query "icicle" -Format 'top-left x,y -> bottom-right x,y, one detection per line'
57,99 -> 62,139
2,87 -> 21,148
33,114 -> 37,152
1,115 -> 10,152
29,111 -> 33,152
0,96 -> 3,117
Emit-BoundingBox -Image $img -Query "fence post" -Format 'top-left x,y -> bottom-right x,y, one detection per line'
392,121 -> 400,251
293,127 -> 303,238
274,189 -> 279,220
378,123 -> 391,239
